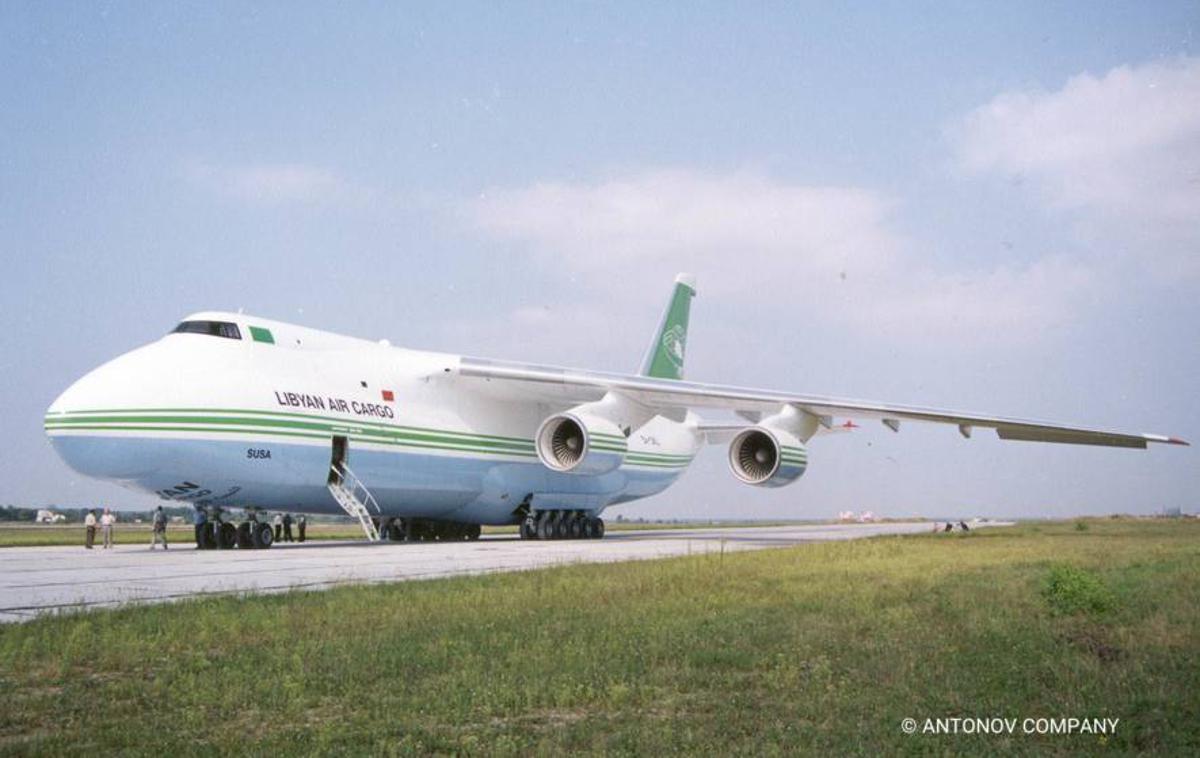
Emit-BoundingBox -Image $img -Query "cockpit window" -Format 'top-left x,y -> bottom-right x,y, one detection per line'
172,320 -> 242,340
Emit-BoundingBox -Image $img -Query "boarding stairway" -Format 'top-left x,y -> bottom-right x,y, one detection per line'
328,463 -> 382,542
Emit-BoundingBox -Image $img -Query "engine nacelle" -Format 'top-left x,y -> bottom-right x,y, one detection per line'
536,412 -> 628,475
728,426 -> 808,488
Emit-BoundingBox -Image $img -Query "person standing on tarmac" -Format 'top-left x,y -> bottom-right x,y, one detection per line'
273,512 -> 283,543
193,506 -> 208,546
298,514 -> 307,543
100,507 -> 115,549
84,509 -> 97,549
282,513 -> 294,542
151,505 -> 168,550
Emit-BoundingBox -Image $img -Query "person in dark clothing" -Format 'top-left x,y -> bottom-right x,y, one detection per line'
84,509 -> 97,549
958,520 -> 970,532
193,507 -> 208,546
944,522 -> 954,532
282,513 -> 294,542
151,505 -> 168,550
298,515 -> 307,543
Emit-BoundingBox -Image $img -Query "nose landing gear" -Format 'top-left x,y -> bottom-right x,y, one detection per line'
192,507 -> 276,550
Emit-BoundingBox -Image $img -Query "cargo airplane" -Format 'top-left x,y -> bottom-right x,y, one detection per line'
45,274 -> 1188,548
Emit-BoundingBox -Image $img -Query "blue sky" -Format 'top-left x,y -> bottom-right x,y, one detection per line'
2,2 -> 1196,518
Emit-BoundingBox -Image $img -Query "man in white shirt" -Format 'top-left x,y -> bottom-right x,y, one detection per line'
84,509 -> 97,549
273,513 -> 283,543
100,507 -> 115,549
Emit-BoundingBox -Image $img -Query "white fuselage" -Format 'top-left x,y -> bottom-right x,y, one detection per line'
45,312 -> 701,524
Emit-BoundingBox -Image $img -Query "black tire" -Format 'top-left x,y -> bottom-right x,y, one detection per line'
581,518 -> 595,539
593,518 -> 605,539
200,523 -> 218,550
520,518 -> 535,540
387,521 -> 406,542
554,516 -> 570,540
568,517 -> 583,539
236,522 -> 254,549
253,521 -> 274,549
466,524 -> 481,541
217,522 -> 237,549
536,517 -> 553,541
404,520 -> 421,542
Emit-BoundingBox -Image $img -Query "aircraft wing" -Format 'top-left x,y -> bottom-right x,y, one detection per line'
456,357 -> 1189,450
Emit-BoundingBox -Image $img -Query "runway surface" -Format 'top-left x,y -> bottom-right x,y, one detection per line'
0,521 -> 1008,623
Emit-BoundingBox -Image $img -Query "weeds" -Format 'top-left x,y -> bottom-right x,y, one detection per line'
1041,564 -> 1116,615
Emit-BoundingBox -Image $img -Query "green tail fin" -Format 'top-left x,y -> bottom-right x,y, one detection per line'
639,274 -> 696,381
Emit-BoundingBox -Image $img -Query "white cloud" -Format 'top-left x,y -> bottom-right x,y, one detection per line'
952,57 -> 1200,274
475,170 -> 899,283
183,160 -> 364,205
470,169 -> 1096,348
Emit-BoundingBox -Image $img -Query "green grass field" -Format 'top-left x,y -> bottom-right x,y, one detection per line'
1,519 -> 1196,755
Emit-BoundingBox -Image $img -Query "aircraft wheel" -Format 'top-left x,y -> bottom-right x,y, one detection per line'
519,518 -> 535,540
593,518 -> 605,539
200,523 -> 218,550
536,516 -> 553,541
553,515 -> 570,540
581,518 -> 596,539
568,517 -> 583,540
236,522 -> 254,549
387,521 -> 406,542
466,523 -> 481,541
253,521 -> 274,549
217,522 -> 237,549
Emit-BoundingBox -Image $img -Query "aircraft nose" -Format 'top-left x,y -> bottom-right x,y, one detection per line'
44,344 -> 166,480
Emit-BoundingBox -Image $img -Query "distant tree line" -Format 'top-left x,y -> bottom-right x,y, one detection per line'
1,504 -> 356,524
0,506 -> 41,522
0,504 -> 199,523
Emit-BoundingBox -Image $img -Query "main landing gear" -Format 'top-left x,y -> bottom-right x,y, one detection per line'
376,518 -> 482,543
519,511 -> 605,541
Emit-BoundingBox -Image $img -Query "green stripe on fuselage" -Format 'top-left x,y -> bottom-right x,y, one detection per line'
44,408 -> 696,469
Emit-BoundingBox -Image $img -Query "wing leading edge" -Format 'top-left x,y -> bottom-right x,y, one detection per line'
456,357 -> 1188,450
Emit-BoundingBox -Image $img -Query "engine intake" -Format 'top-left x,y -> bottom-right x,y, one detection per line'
728,426 -> 808,488
536,412 -> 628,475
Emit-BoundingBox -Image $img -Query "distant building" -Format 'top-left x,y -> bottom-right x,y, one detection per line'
35,510 -> 66,524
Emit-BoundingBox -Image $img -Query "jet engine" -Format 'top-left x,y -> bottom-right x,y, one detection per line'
728,426 -> 808,487
536,412 -> 628,475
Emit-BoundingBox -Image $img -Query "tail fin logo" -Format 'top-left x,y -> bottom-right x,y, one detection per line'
662,324 -> 686,369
